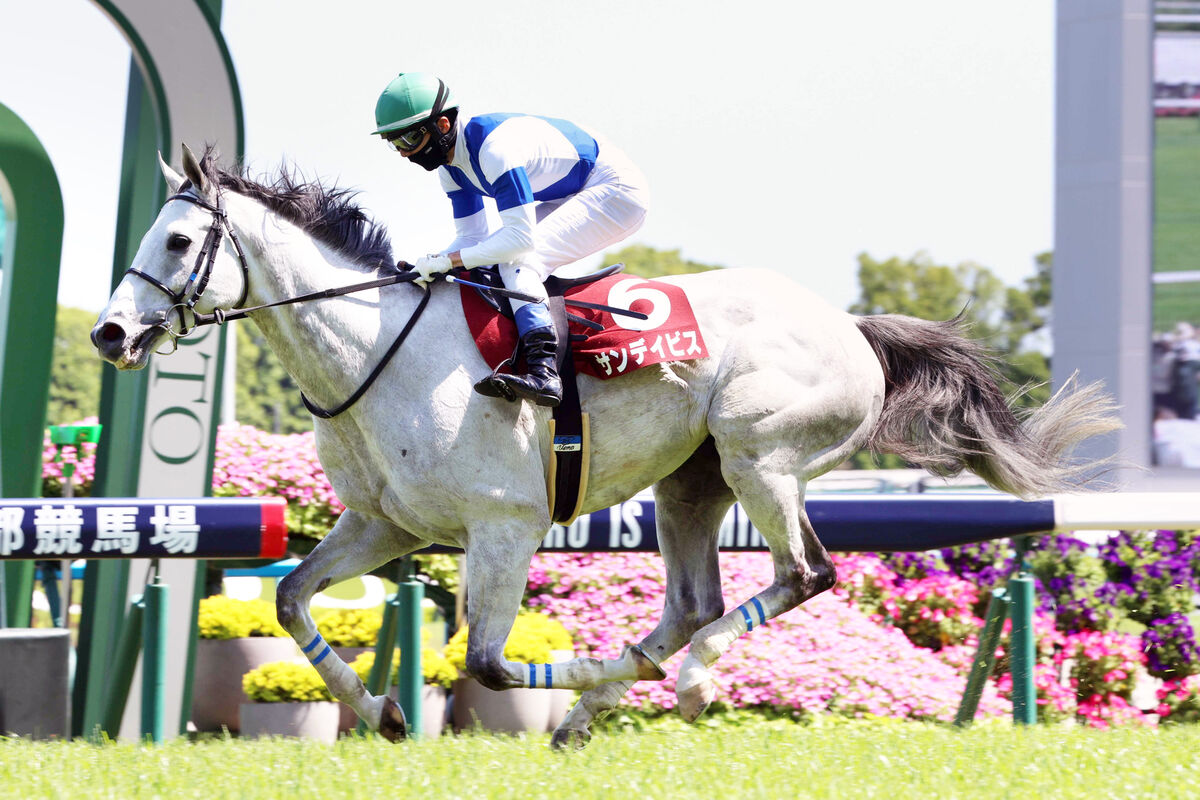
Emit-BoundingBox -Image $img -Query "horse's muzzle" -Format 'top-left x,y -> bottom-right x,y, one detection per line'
91,318 -> 159,369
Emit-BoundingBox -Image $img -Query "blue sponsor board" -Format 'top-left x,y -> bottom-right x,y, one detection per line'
0,497 -> 286,560
7,494 -> 1051,559
424,494 -> 1058,554
804,495 -> 1057,551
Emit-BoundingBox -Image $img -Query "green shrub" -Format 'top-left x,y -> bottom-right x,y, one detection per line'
1157,677 -> 1200,724
422,649 -> 459,688
349,648 -> 459,689
242,660 -> 332,702
316,608 -> 382,647
1102,530 -> 1199,625
1029,537 -> 1121,632
444,611 -> 573,672
198,596 -> 287,639
412,553 -> 460,593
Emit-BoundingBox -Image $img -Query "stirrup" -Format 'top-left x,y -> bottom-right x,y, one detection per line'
474,340 -> 520,401
474,374 -> 517,402
474,374 -> 561,408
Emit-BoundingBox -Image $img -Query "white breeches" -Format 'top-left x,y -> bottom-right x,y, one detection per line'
501,138 -> 649,309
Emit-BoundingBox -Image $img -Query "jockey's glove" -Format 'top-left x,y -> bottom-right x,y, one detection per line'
414,254 -> 453,287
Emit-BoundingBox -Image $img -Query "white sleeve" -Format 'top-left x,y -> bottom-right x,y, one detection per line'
440,208 -> 490,255
457,204 -> 536,267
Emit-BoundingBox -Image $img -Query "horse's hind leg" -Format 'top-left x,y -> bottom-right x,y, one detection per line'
675,471 -> 835,722
551,438 -> 735,749
275,510 -> 426,741
667,322 -> 881,720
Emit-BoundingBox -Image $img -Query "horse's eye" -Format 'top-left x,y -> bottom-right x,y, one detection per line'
167,233 -> 192,252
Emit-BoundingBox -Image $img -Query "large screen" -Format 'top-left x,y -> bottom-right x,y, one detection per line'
1152,16 -> 1200,467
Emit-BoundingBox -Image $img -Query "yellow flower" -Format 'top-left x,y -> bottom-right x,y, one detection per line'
316,608 -> 383,647
242,660 -> 333,702
198,596 -> 287,639
443,611 -> 573,672
348,647 -> 459,689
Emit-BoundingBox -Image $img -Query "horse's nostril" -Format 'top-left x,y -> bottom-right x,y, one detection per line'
95,322 -> 126,346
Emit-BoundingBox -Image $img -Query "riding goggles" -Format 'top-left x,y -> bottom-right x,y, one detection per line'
384,124 -> 430,152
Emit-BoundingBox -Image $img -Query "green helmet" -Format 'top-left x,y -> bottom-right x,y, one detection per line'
372,72 -> 457,136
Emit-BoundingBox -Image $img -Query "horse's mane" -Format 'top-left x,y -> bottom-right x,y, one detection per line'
192,145 -> 394,271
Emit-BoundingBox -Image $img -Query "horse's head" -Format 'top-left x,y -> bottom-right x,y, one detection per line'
92,144 -> 249,369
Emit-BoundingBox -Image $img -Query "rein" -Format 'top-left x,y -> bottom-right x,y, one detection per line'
192,267 -> 420,327
125,187 -> 432,419
300,281 -> 431,419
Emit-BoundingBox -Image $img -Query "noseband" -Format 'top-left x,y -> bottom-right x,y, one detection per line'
124,188 -> 250,353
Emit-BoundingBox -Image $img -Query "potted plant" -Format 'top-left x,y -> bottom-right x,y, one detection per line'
191,596 -> 298,732
238,660 -> 339,743
342,647 -> 458,736
445,611 -> 575,734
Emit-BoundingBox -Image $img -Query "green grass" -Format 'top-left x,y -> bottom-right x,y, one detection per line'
1153,117 -> 1200,331
3,719 -> 1199,799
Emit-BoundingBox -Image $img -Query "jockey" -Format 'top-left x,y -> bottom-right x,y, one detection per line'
372,71 -> 650,408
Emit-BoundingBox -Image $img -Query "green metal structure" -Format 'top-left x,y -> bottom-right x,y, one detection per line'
1,0 -> 243,739
75,0 -> 243,740
954,535 -> 1039,726
0,102 -> 64,629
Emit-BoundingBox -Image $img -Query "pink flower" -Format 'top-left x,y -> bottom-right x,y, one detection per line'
526,551 -> 1010,721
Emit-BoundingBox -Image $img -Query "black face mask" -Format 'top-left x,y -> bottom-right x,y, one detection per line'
408,137 -> 447,171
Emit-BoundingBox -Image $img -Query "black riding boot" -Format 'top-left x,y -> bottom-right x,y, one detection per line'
474,327 -> 563,407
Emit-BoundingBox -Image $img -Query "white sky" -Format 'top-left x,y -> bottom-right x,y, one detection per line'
0,0 -> 1054,313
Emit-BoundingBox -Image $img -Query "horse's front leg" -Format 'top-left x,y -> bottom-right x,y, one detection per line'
275,510 -> 425,741
464,529 -> 667,693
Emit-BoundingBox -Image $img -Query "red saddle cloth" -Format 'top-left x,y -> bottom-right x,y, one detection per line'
462,273 -> 709,379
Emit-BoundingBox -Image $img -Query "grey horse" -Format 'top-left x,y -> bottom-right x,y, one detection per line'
92,145 -> 1118,746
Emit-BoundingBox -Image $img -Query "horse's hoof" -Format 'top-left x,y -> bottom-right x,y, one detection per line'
550,727 -> 591,751
626,644 -> 667,681
677,680 -> 715,723
676,657 -> 715,723
377,695 -> 408,742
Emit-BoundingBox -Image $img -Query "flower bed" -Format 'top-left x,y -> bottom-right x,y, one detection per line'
874,532 -> 1200,727
43,421 -> 1200,726
527,552 -> 1010,721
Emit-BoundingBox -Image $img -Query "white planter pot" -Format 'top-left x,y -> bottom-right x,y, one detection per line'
450,651 -> 577,734
191,637 -> 299,732
239,702 -> 339,743
452,679 -> 553,734
420,685 -> 449,738
332,645 -> 373,666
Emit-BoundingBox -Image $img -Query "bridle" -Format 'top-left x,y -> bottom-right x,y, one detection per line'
124,182 -> 430,418
124,189 -> 250,354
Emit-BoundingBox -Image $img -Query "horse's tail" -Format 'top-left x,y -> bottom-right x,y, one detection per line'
854,314 -> 1121,498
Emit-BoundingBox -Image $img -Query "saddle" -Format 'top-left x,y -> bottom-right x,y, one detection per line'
457,264 -> 709,525
457,264 -> 625,525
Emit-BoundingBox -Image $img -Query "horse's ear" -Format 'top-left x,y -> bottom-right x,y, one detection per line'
157,151 -> 185,194
180,143 -> 211,198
